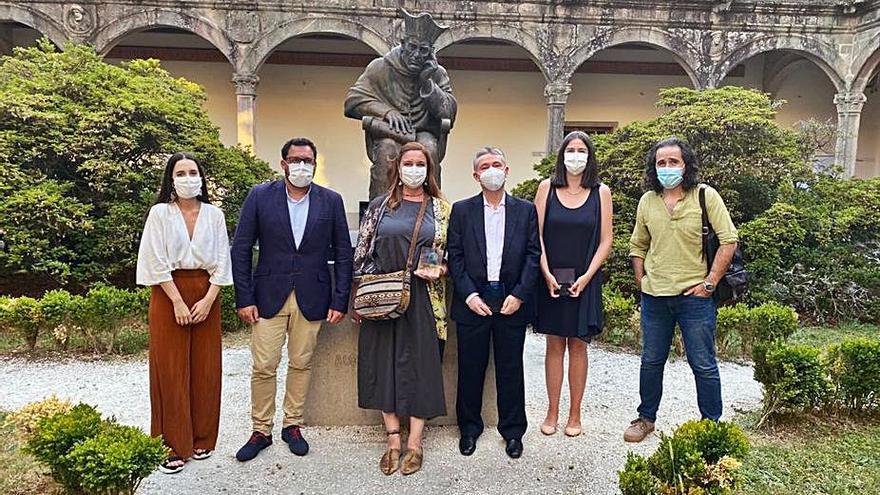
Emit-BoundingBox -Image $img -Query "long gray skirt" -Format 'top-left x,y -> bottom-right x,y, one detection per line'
357,277 -> 446,419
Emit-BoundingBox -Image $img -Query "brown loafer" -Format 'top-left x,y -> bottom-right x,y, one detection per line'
400,448 -> 423,475
379,448 -> 401,475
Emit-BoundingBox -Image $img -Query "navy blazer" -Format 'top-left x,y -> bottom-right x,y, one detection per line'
231,180 -> 353,321
447,192 -> 541,326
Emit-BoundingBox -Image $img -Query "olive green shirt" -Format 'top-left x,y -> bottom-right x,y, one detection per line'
629,185 -> 738,297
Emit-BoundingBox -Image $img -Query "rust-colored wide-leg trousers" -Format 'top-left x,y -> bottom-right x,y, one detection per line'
148,269 -> 222,459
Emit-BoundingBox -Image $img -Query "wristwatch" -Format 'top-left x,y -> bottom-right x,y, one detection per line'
702,280 -> 716,293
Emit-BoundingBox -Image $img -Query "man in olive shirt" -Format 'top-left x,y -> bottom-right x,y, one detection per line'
624,137 -> 738,443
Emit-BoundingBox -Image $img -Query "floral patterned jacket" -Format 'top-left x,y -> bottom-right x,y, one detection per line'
353,194 -> 451,340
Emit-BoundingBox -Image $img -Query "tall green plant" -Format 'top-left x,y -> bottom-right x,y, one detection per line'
0,40 -> 272,292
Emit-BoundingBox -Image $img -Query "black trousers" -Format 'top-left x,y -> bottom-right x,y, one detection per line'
455,317 -> 527,441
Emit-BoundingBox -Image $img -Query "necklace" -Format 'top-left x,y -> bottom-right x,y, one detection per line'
563,187 -> 585,196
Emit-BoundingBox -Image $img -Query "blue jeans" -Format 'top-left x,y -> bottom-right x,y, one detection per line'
637,293 -> 721,422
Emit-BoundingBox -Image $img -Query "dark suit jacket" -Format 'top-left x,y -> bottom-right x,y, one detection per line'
231,180 -> 353,321
447,192 -> 541,327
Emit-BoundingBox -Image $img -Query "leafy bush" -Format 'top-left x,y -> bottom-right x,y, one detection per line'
740,178 -> 880,324
24,402 -> 164,495
26,403 -> 104,492
826,338 -> 880,412
0,296 -> 42,350
618,452 -> 658,495
598,288 -> 640,348
619,419 -> 749,495
67,424 -> 166,495
754,344 -> 831,425
716,303 -> 799,357
0,40 -> 272,292
3,396 -> 72,440
75,284 -> 145,354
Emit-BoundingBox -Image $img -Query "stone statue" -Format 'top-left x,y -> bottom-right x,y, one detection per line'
344,9 -> 458,199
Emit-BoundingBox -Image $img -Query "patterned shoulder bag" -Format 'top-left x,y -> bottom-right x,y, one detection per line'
353,199 -> 429,320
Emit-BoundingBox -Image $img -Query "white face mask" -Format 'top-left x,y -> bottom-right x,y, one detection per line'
400,165 -> 427,188
563,152 -> 589,176
479,166 -> 506,192
173,176 -> 202,199
286,161 -> 314,188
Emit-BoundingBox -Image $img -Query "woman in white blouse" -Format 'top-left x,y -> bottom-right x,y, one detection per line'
136,152 -> 232,474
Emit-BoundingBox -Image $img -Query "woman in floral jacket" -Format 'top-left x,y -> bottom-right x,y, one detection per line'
352,142 -> 450,476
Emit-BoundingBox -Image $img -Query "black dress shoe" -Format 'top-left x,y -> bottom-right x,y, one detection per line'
505,438 -> 523,459
459,436 -> 477,456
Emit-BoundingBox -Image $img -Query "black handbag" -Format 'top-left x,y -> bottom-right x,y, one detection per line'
699,185 -> 747,305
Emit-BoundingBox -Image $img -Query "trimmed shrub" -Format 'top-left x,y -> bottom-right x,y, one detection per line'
754,344 -> 831,424
74,285 -> 145,354
0,296 -> 42,350
26,403 -> 104,492
618,452 -> 658,495
619,419 -> 749,495
826,338 -> 880,412
66,424 -> 166,495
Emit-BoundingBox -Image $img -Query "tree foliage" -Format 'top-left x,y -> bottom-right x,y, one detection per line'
0,40 -> 272,292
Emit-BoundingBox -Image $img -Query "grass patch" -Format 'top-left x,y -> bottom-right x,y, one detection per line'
789,323 -> 879,350
0,411 -> 57,495
736,411 -> 880,495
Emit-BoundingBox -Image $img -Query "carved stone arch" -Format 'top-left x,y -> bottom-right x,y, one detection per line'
852,29 -> 880,94
566,26 -> 703,89
713,34 -> 845,91
91,9 -> 238,65
0,3 -> 68,48
434,22 -> 549,81
241,16 -> 391,75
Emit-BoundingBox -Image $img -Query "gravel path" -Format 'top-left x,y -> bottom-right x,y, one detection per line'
0,334 -> 761,495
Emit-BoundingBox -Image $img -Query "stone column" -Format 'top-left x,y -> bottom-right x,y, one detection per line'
544,80 -> 572,155
834,91 -> 867,178
233,73 -> 260,150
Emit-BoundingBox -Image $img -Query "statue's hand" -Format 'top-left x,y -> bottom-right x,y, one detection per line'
419,59 -> 439,87
385,110 -> 413,136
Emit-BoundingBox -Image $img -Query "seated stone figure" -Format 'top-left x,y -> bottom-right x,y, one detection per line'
344,9 -> 457,199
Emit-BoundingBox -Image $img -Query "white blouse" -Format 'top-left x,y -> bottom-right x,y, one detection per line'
136,202 -> 233,286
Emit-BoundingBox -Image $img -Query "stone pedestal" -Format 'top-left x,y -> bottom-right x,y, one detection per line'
304,318 -> 498,426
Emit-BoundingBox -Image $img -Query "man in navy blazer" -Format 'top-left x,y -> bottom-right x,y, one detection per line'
447,147 -> 541,459
231,137 -> 353,462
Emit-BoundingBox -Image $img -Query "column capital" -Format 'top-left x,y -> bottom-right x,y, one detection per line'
544,81 -> 572,105
232,73 -> 260,96
834,91 -> 866,114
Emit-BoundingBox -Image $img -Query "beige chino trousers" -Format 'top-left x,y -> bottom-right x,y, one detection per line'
250,290 -> 321,434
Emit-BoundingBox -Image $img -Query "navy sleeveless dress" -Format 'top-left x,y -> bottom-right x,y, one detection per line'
535,186 -> 604,342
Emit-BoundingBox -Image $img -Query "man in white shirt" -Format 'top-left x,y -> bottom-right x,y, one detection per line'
447,147 -> 541,459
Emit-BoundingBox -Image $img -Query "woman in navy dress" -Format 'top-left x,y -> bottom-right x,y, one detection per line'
534,131 -> 613,437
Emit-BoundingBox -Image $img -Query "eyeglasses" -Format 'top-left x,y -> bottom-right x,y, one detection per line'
286,158 -> 315,166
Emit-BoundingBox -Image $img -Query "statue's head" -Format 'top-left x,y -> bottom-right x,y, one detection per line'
399,9 -> 446,73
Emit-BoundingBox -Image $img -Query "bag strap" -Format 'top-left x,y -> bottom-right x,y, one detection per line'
699,184 -> 710,265
405,198 -> 430,270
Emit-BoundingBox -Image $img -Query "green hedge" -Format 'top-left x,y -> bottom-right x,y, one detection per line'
619,419 -> 749,495
754,337 -> 880,425
0,285 -> 244,355
598,290 -> 799,361
23,401 -> 165,494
